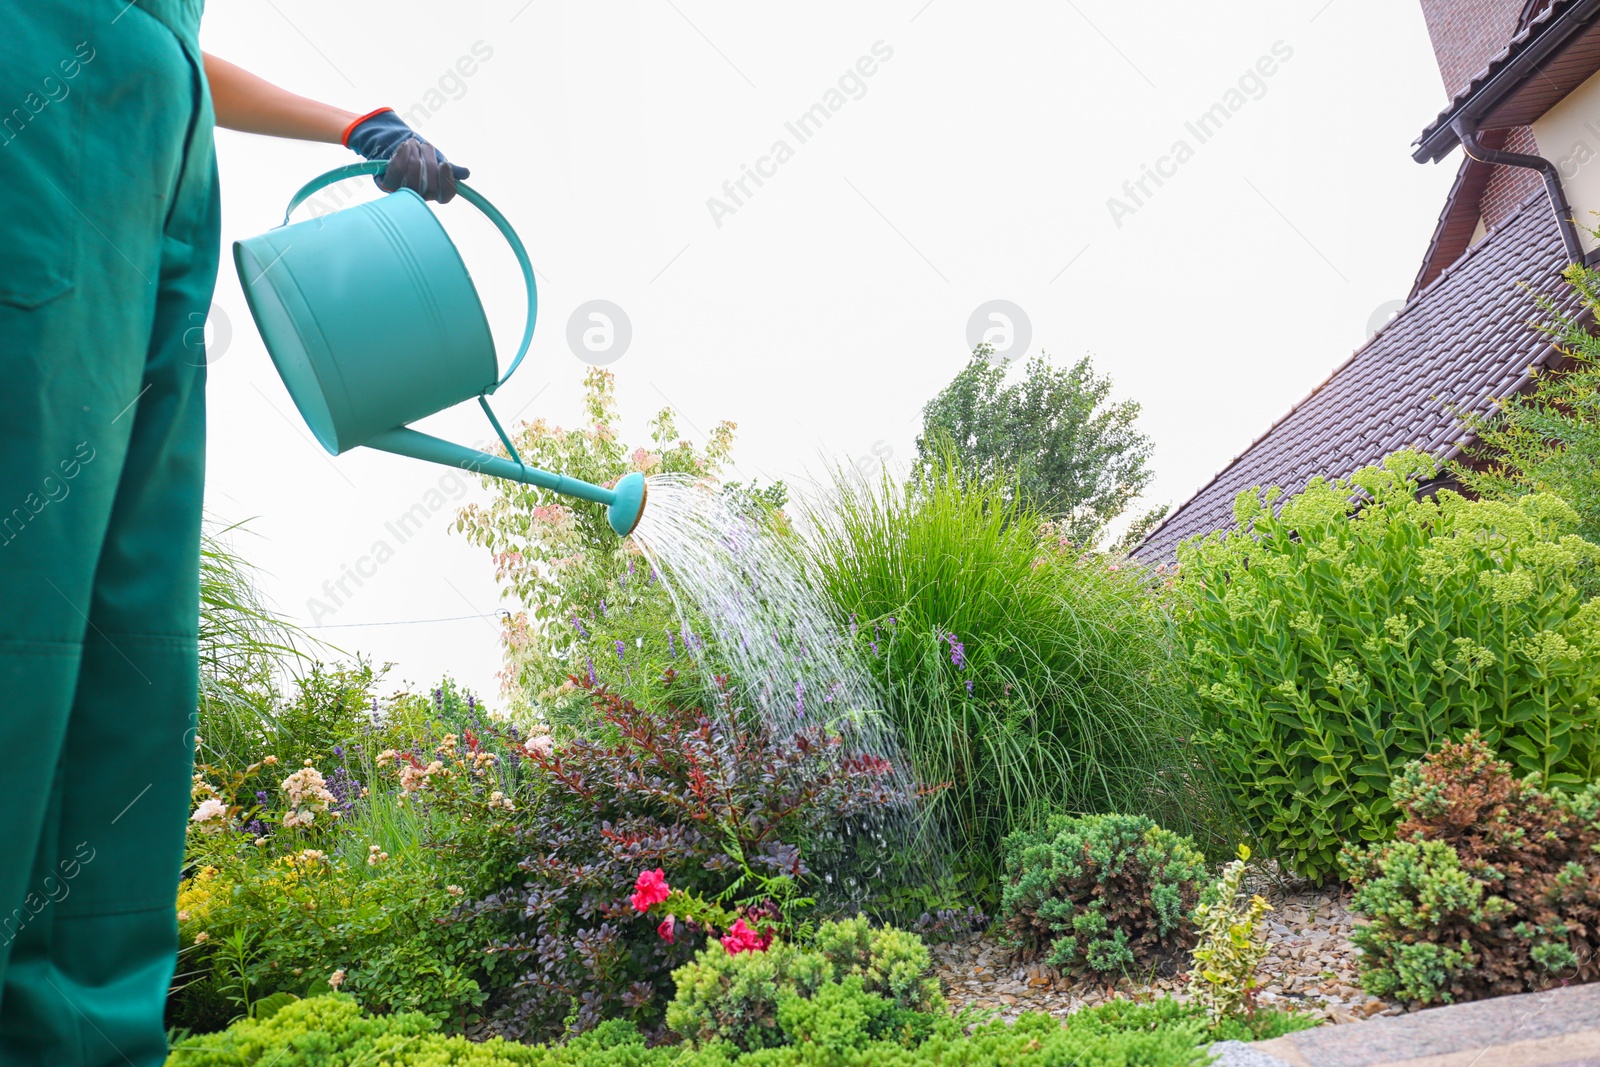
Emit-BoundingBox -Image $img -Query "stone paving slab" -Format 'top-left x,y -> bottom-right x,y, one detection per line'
1225,983 -> 1600,1067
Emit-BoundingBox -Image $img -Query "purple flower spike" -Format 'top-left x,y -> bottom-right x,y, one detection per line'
965,679 -> 974,696
571,616 -> 589,638
614,640 -> 626,660
945,633 -> 966,669
667,631 -> 677,658
586,657 -> 597,686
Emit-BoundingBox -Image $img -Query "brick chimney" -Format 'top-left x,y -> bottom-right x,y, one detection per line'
1417,0 -> 1534,98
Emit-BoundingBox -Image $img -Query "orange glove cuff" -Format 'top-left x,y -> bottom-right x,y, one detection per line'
341,107 -> 395,147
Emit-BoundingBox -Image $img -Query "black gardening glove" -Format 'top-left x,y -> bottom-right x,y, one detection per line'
344,108 -> 469,204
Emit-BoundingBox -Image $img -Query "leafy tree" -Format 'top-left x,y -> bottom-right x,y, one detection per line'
915,346 -> 1156,547
1455,265 -> 1600,542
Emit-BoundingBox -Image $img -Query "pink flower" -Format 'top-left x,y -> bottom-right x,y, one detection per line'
720,919 -> 770,955
630,868 -> 670,912
657,915 -> 676,944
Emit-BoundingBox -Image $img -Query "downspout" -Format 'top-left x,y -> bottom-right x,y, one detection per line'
1452,116 -> 1585,264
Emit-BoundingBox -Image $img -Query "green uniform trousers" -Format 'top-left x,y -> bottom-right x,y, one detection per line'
0,1 -> 216,1063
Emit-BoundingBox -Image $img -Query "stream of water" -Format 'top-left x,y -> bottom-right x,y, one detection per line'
629,473 -> 942,913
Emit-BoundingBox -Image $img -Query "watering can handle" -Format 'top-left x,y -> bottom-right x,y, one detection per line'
280,162 -> 537,392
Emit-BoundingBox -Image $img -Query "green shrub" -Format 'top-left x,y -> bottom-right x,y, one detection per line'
665,918 -> 943,1052
1176,451 -> 1600,882
803,458 -> 1211,892
1187,846 -> 1272,1020
808,917 -> 941,1011
999,813 -> 1206,974
1343,734 -> 1600,1004
170,993 -> 1240,1067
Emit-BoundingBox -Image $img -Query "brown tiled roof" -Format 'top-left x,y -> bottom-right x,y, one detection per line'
1415,0 -> 1600,161
1132,192 -> 1579,563
1409,146 -> 1499,300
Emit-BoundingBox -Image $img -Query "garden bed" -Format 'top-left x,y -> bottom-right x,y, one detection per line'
931,877 -> 1401,1026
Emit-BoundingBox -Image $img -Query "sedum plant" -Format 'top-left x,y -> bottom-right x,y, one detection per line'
1343,733 -> 1600,1004
1176,450 -> 1600,882
1186,845 -> 1271,1020
999,813 -> 1206,974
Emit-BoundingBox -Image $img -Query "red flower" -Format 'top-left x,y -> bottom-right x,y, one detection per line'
657,915 -> 676,944
720,918 -> 770,955
630,868 -> 670,912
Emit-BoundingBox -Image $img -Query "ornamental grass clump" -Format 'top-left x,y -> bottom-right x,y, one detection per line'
803,458 -> 1205,890
999,813 -> 1207,974
1343,733 -> 1600,1005
1177,450 -> 1600,883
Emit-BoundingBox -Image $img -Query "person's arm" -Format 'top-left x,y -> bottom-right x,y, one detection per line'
201,54 -> 469,202
203,53 -> 358,142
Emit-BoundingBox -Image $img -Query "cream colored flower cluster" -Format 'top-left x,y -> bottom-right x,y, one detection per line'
398,759 -> 445,793
189,797 -> 228,834
281,761 -> 337,828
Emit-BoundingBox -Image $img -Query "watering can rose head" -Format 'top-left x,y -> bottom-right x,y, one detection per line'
233,163 -> 647,537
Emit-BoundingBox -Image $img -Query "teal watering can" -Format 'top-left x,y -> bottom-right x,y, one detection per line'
233,161 -> 647,537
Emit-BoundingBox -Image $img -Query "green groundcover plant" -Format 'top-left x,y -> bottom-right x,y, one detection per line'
803,458 -> 1212,893
1176,451 -> 1600,882
999,813 -> 1206,974
167,988 -> 1311,1067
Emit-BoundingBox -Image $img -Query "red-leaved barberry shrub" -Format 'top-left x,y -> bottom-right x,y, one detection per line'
472,679 -> 912,1042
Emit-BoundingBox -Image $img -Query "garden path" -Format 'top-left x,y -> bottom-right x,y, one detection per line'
1215,982 -> 1600,1067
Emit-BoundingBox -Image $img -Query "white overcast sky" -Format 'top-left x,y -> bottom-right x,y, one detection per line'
197,0 -> 1460,709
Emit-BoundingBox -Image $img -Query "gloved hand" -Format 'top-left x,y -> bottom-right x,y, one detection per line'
343,108 -> 469,204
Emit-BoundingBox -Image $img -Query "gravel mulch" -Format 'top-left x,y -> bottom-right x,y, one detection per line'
929,880 -> 1407,1026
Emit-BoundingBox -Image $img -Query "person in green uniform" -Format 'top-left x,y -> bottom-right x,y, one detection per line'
0,6 -> 465,1064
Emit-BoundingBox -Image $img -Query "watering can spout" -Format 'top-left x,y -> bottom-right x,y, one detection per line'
367,427 -> 649,537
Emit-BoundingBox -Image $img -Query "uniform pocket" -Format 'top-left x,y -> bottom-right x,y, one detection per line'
0,23 -> 91,309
